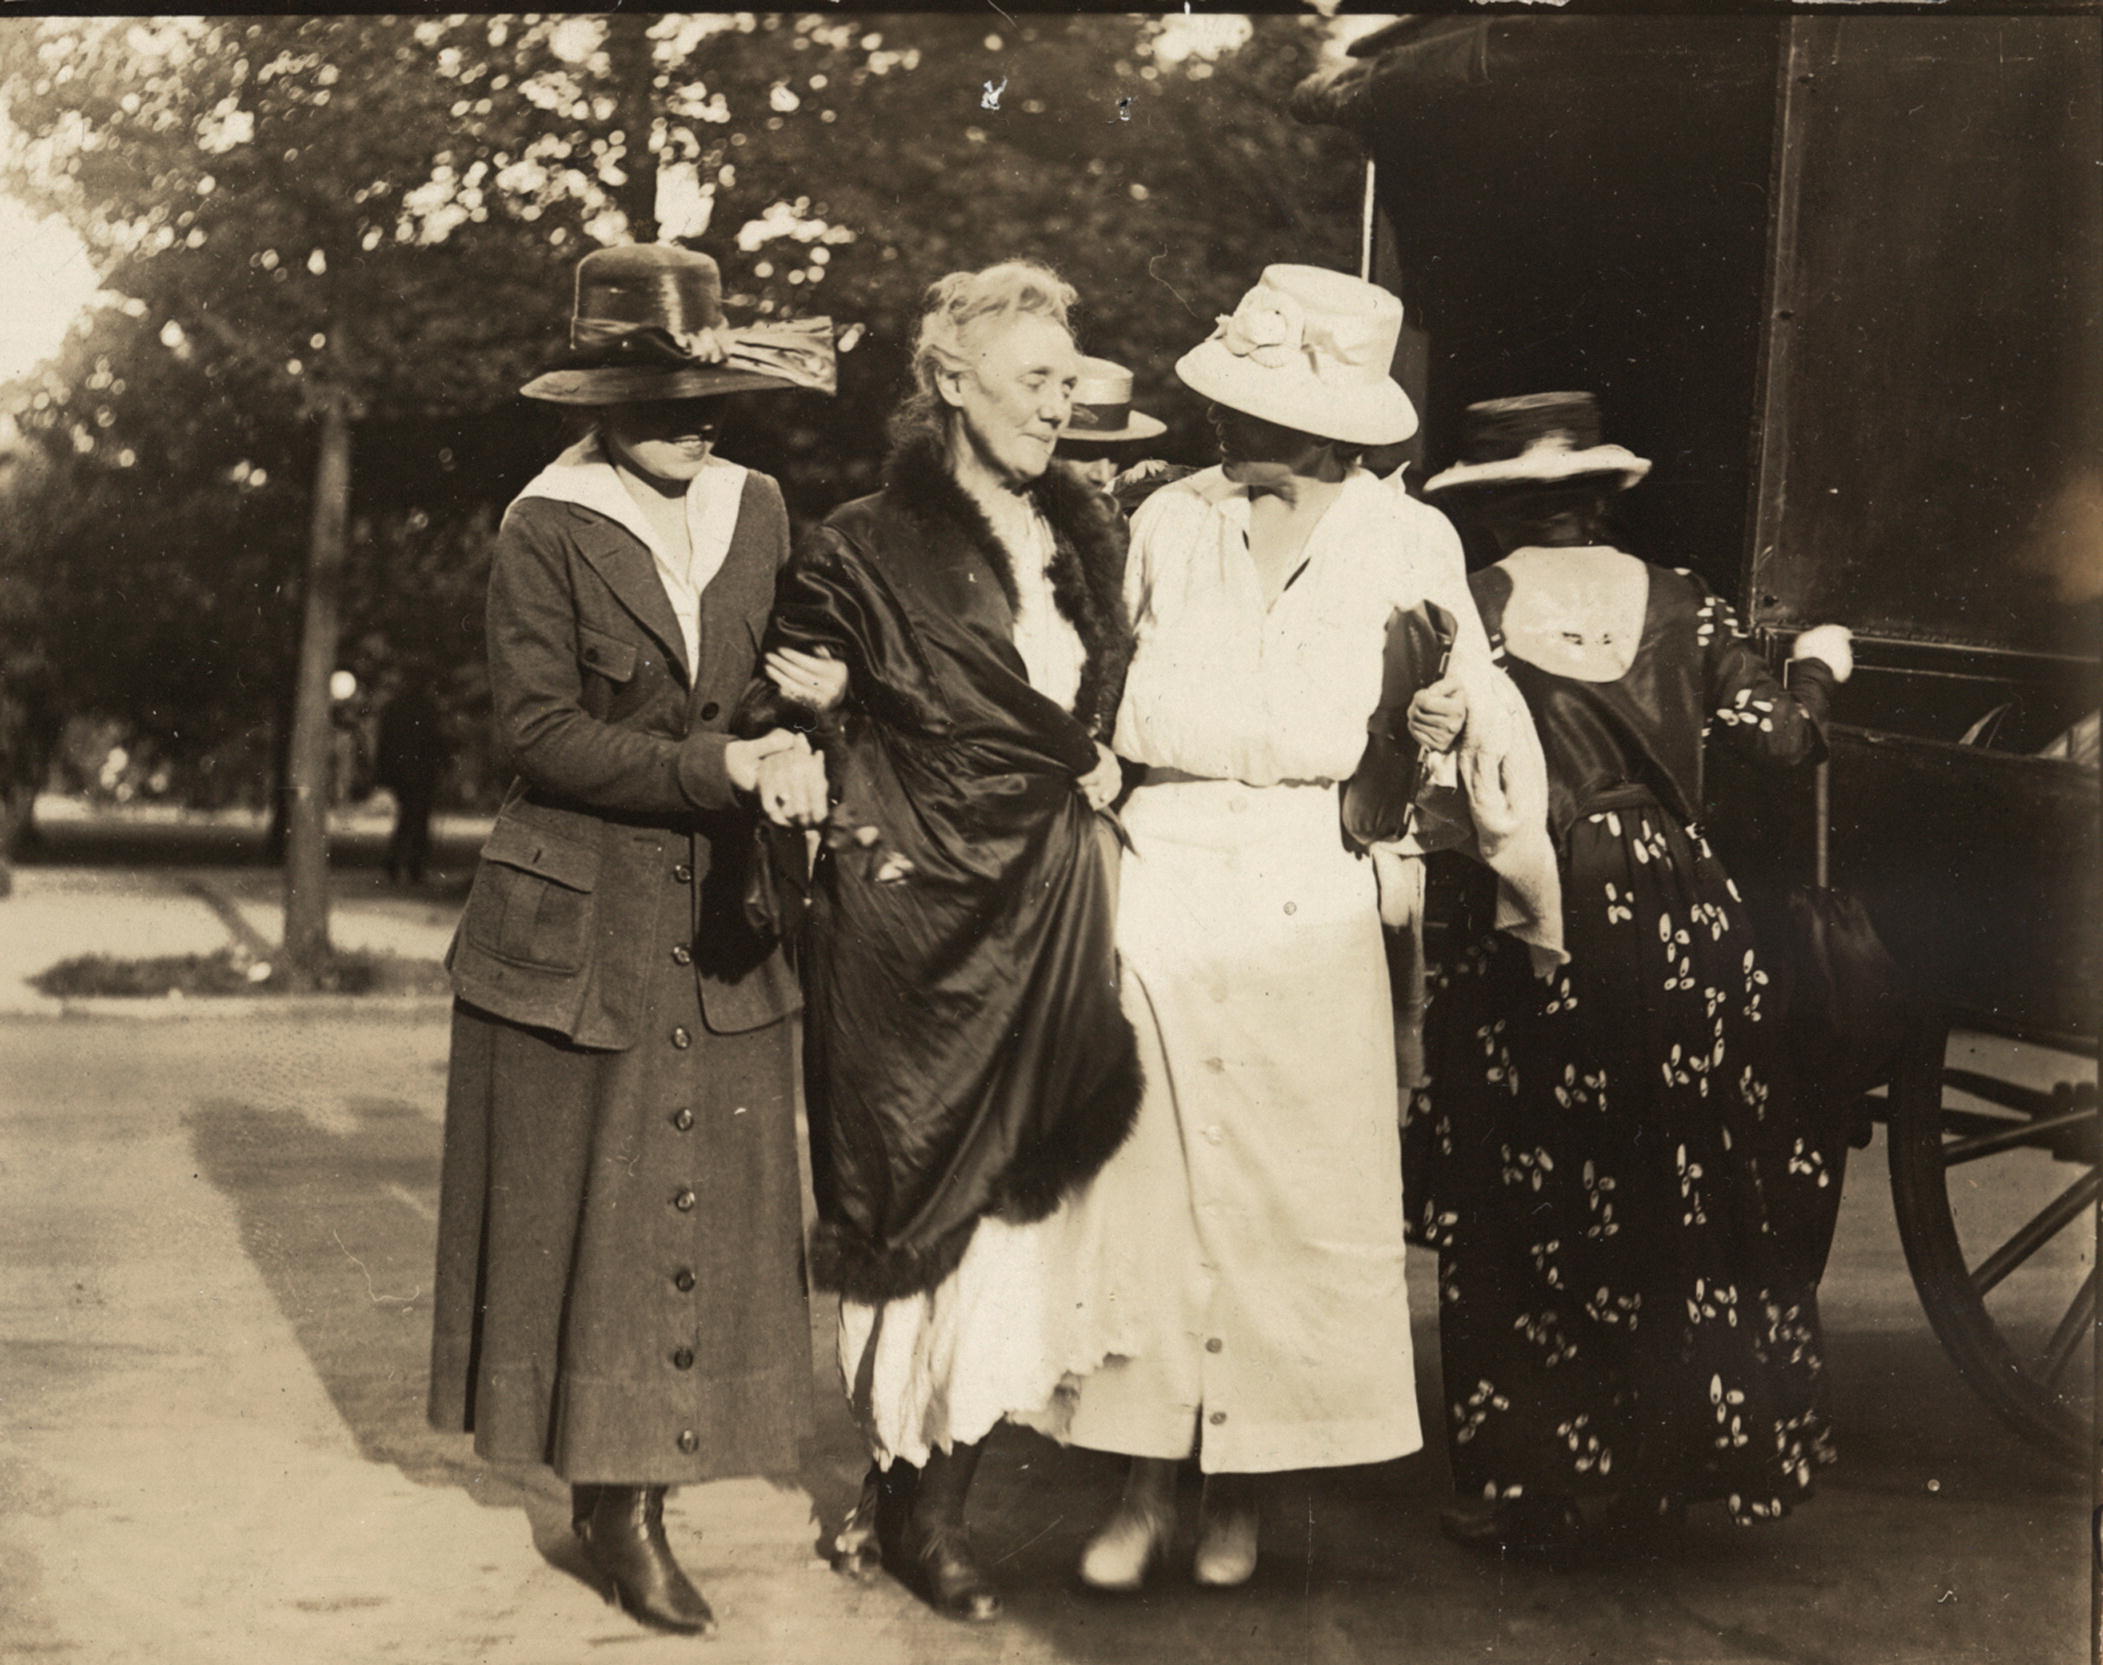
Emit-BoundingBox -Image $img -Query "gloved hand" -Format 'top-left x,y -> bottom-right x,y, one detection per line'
1791,623 -> 1855,684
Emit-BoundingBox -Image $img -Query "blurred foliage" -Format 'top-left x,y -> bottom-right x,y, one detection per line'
0,13 -> 1361,808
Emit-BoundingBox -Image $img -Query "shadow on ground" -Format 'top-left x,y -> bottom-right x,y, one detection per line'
182,1094 -> 863,1611
181,1087 -> 2085,1664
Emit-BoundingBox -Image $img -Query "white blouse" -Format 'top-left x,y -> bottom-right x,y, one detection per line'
980,493 -> 1085,712
1115,467 -> 1487,787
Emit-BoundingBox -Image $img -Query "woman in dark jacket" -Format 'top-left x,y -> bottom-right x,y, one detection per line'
1407,393 -> 1855,1557
758,260 -> 1140,1622
427,244 -> 834,1635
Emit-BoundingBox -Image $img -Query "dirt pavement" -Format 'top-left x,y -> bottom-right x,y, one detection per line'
0,999 -> 2087,1665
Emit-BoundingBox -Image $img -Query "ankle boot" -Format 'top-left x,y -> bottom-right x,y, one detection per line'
833,1460 -> 919,1579
1079,1457 -> 1180,1592
893,1441 -> 1001,1623
569,1483 -> 602,1536
573,1484 -> 717,1635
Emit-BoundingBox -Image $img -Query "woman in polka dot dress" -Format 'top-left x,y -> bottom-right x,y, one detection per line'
1407,393 -> 1855,1555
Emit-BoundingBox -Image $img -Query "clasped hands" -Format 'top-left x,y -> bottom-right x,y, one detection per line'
725,644 -> 849,829
725,731 -> 829,828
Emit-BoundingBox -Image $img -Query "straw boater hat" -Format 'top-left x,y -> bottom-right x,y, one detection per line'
1175,264 -> 1417,448
1422,392 -> 1651,496
1060,357 -> 1166,444
521,244 -> 838,405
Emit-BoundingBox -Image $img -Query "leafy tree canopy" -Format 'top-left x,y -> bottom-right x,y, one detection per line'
0,13 -> 1362,797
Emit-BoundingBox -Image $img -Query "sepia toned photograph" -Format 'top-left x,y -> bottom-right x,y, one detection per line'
0,8 -> 2095,1663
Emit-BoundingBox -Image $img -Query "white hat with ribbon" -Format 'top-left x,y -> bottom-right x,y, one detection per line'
1175,264 -> 1418,448
1060,356 -> 1166,444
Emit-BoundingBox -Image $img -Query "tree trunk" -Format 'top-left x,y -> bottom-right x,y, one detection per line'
279,389 -> 354,986
603,14 -> 662,243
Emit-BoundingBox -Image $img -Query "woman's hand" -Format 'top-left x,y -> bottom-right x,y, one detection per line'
765,646 -> 849,713
725,729 -> 801,795
753,737 -> 830,828
1791,623 -> 1855,684
1077,741 -> 1122,812
1406,676 -> 1467,753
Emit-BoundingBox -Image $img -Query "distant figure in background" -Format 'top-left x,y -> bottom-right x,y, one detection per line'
0,655 -> 58,899
376,676 -> 448,886
1056,356 -> 1193,514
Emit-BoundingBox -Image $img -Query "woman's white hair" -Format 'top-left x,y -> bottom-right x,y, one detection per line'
894,260 -> 1077,439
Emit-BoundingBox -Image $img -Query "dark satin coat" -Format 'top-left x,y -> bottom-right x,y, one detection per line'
767,432 -> 1141,1302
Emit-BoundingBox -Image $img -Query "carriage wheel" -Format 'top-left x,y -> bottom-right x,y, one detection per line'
1886,1011 -> 2099,1468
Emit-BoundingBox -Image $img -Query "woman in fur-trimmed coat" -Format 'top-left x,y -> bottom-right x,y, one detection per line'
755,261 -> 1139,1623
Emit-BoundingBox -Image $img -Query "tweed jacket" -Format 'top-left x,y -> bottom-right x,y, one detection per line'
448,443 -> 799,1048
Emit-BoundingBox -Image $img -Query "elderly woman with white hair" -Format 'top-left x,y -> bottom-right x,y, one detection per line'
753,260 -> 1140,1622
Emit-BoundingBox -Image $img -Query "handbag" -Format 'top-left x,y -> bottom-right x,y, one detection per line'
1342,599 -> 1459,850
1782,759 -> 1907,1137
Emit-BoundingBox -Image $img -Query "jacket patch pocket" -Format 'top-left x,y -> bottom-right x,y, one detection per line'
579,624 -> 639,685
464,817 -> 601,974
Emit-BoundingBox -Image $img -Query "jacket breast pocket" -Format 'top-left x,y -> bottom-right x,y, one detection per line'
579,624 -> 639,685
462,816 -> 602,974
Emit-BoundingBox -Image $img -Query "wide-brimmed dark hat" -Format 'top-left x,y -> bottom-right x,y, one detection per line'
521,244 -> 837,406
1422,391 -> 1650,496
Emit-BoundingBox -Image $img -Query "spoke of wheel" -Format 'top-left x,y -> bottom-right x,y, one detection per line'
1943,1069 -> 2067,1117
1937,1108 -> 2033,1141
1970,1170 -> 2101,1297
2036,1268 -> 2098,1388
1944,1108 -> 2100,1166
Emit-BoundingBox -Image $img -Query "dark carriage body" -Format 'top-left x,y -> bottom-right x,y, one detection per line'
1296,13 -> 2102,1463
1295,11 -> 2101,1040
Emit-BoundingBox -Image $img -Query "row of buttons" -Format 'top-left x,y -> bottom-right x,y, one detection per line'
662,925 -> 711,1459
669,1048 -> 698,1449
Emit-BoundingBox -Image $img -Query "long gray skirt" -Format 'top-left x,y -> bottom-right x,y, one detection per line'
428,945 -> 809,1484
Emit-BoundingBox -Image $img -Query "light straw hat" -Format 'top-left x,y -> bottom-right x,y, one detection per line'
1060,357 -> 1166,444
1174,265 -> 1417,447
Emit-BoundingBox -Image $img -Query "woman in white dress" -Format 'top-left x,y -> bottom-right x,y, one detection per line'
1053,267 -> 1563,1591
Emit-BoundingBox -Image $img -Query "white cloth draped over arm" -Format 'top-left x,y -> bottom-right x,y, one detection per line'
1364,489 -> 1566,971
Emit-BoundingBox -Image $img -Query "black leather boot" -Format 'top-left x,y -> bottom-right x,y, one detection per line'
832,1461 -> 918,1579
573,1484 -> 717,1635
888,1442 -> 1001,1623
569,1483 -> 602,1536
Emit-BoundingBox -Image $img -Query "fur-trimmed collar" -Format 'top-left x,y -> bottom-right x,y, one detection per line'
883,429 -> 1133,738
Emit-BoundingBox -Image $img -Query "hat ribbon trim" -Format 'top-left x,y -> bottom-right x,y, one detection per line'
570,315 -> 839,395
1212,291 -> 1386,386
